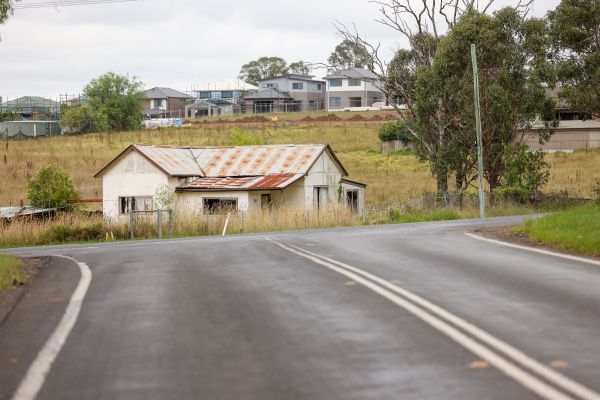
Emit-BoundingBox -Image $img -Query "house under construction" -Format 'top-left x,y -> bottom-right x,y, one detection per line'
1,96 -> 60,120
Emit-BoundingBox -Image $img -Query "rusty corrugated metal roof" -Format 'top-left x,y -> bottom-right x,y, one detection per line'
133,144 -> 327,177
177,173 -> 303,192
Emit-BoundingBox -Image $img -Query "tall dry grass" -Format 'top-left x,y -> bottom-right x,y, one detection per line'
2,120 -> 599,210
544,148 -> 600,198
0,123 -> 384,206
0,206 -> 368,248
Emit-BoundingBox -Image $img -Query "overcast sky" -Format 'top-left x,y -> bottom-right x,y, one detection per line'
0,0 -> 560,100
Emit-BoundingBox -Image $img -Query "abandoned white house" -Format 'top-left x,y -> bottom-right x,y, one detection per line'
94,144 -> 366,219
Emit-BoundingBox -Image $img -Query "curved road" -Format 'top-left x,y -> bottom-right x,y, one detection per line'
1,216 -> 600,400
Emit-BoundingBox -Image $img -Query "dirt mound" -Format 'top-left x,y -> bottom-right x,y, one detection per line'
370,115 -> 383,121
241,116 -> 269,123
348,114 -> 366,121
314,114 -> 341,122
301,116 -> 315,122
383,114 -> 397,120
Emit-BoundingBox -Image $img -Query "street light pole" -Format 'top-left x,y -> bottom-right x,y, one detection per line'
471,44 -> 486,219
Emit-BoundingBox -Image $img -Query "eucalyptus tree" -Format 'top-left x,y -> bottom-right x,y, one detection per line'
549,0 -> 600,116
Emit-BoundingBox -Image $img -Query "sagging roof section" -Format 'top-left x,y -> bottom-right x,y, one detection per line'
176,173 -> 303,192
95,143 -> 346,178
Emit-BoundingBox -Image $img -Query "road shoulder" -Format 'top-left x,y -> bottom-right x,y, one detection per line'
473,226 -> 600,263
0,256 -> 81,400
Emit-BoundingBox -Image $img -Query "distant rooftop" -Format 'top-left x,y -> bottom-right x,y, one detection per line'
324,67 -> 379,80
258,74 -> 325,83
144,87 -> 193,99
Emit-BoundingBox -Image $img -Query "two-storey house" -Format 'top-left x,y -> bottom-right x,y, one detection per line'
323,68 -> 385,111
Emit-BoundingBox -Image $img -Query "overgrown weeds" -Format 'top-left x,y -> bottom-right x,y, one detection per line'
0,254 -> 23,290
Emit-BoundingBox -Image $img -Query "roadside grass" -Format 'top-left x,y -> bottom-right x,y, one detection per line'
0,254 -> 23,290
0,198 -> 575,248
514,204 -> 600,256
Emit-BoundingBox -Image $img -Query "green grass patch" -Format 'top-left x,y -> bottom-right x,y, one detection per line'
0,254 -> 24,290
514,204 -> 600,256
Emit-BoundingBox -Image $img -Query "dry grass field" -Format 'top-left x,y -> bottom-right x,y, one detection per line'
1,115 -> 599,208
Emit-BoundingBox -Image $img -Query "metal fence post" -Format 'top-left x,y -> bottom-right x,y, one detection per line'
130,208 -> 135,240
157,210 -> 162,238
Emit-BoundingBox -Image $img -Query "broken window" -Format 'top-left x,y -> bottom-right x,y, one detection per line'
119,196 -> 153,214
346,190 -> 358,212
261,193 -> 272,210
203,198 -> 238,214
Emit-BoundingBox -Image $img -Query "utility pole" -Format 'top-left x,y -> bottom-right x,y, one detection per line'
471,44 -> 486,219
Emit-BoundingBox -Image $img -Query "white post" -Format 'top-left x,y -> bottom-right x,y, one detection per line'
222,212 -> 231,236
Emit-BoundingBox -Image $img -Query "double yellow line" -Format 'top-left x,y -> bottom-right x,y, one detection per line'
270,240 -> 600,400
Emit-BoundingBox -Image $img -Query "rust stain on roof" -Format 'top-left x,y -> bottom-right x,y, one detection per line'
107,144 -> 328,178
178,173 -> 303,191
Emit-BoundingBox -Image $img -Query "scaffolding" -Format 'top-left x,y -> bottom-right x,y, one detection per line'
0,96 -> 61,121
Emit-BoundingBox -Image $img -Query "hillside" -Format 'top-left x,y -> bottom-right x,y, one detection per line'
1,114 -> 599,207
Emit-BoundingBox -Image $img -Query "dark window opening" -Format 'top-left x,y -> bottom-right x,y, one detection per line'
261,193 -> 272,210
203,198 -> 238,214
346,190 -> 358,212
349,97 -> 362,107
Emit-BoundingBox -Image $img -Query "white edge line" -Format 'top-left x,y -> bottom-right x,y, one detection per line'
288,243 -> 600,400
12,255 -> 92,400
466,232 -> 600,267
269,240 -> 575,400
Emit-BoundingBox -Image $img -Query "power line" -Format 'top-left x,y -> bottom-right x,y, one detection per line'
13,0 -> 138,9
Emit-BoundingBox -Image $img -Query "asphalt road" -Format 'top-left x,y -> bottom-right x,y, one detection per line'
1,216 -> 600,400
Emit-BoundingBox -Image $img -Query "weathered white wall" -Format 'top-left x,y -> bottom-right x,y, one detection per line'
246,180 -> 306,212
101,151 -> 170,219
304,151 -> 343,209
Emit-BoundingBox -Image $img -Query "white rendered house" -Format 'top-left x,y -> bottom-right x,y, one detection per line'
94,144 -> 366,219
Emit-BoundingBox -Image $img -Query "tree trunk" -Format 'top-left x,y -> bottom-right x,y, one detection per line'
436,173 -> 449,196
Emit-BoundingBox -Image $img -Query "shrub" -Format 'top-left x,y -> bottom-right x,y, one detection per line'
229,128 -> 266,145
497,144 -> 550,202
377,120 -> 412,144
27,164 -> 80,209
60,104 -> 109,134
45,223 -> 105,243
